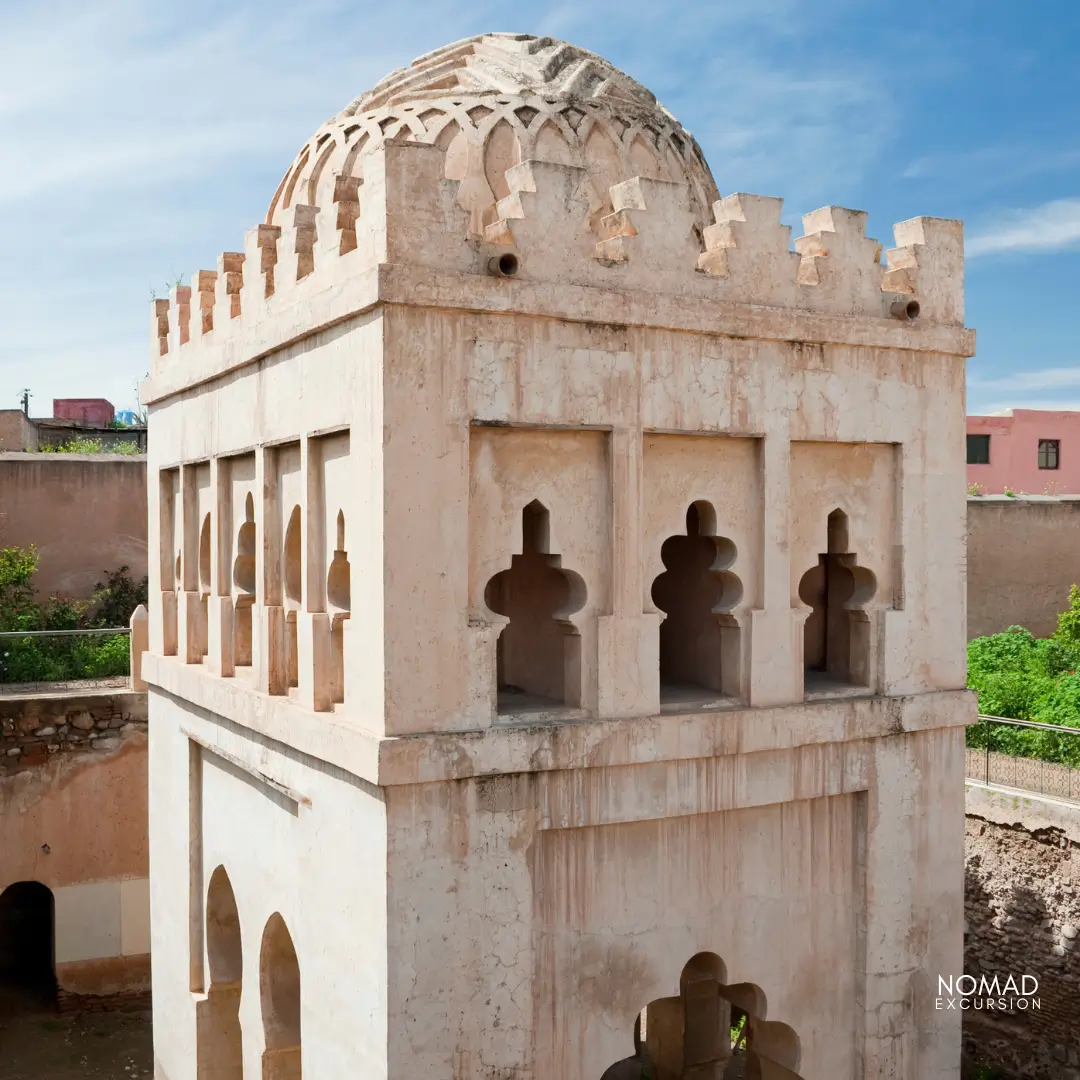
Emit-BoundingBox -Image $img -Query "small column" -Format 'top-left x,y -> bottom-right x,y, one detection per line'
129,604 -> 149,691
177,464 -> 203,664
255,447 -> 286,694
205,456 -> 234,678
149,467 -> 177,657
297,437 -> 331,712
747,426 -> 803,707
597,427 -> 661,718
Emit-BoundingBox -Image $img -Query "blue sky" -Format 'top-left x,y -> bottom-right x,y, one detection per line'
2,0 -> 1078,416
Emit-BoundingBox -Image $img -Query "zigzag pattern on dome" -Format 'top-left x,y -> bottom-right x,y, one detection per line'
266,33 -> 719,237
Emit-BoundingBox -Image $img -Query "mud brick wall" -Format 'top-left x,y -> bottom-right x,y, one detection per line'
0,691 -> 147,775
964,815 -> 1080,1080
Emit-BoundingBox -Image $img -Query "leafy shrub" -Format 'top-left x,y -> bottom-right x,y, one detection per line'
967,587 -> 1080,765
0,545 -> 142,683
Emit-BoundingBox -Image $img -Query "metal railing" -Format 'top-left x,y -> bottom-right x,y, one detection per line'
966,713 -> 1080,802
0,626 -> 132,685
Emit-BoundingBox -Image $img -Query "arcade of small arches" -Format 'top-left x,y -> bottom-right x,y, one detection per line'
196,866 -> 302,1080
161,439 -> 352,710
485,499 -> 878,715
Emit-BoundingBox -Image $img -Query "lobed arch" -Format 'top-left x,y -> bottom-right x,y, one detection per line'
483,499 -> 588,712
797,507 -> 879,692
648,500 -> 746,703
600,951 -> 804,1080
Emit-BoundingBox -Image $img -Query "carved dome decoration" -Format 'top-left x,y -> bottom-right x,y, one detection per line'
267,33 -> 719,237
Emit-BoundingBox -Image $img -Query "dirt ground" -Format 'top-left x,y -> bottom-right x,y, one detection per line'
0,1010 -> 153,1080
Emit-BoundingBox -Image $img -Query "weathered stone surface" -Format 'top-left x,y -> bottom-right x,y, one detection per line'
143,31 -> 973,1080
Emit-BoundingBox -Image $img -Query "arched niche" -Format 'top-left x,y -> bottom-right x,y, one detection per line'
232,493 -> 256,667
326,509 -> 350,705
198,512 -> 212,657
484,500 -> 587,714
260,913 -> 301,1079
650,501 -> 743,705
198,866 -> 243,1080
283,505 -> 302,689
798,508 -> 878,694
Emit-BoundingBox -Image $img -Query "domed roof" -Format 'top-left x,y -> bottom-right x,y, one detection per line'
267,33 -> 720,236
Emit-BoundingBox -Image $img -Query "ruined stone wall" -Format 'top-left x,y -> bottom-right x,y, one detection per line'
0,689 -> 147,775
964,808 -> 1080,1079
967,496 -> 1080,640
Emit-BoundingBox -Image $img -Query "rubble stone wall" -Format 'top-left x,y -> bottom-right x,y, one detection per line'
964,796 -> 1080,1080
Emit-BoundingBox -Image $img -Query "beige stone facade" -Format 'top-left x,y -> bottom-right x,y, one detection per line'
142,34 -> 975,1079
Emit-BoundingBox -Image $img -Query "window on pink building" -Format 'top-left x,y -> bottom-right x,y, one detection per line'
1038,440 -> 1060,470
967,434 -> 990,465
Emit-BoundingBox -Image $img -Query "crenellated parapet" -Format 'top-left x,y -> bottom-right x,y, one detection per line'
147,33 -> 967,383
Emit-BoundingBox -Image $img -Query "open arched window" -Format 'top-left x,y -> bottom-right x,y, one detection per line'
484,500 -> 586,714
650,502 -> 743,705
798,508 -> 877,693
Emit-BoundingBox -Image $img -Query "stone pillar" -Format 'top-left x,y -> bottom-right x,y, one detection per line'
597,426 -> 661,718
177,463 -> 203,664
748,425 -> 803,707
129,604 -> 149,691
256,446 -> 287,695
206,455 -> 235,678
297,436 -> 331,711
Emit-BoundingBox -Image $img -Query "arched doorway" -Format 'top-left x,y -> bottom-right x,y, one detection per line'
260,913 -> 301,1079
0,881 -> 57,1014
196,867 -> 243,1079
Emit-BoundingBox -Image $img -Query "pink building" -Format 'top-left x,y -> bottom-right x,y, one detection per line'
53,398 -> 114,425
967,409 -> 1080,494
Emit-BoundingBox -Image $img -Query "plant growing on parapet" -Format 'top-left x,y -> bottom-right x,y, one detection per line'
149,273 -> 185,302
1003,486 -> 1019,497
967,482 -> 986,496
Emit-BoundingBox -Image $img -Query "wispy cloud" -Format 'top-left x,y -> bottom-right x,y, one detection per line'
968,198 -> 1080,256
967,367 -> 1080,416
969,368 -> 1080,393
0,0 -> 900,410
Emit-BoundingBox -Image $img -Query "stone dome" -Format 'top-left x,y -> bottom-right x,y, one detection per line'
267,33 -> 720,237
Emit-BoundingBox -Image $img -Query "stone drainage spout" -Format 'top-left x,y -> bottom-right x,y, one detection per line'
488,253 -> 519,278
891,299 -> 920,320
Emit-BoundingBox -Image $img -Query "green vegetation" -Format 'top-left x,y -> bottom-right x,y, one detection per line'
0,546 -> 146,683
967,585 -> 1080,766
36,437 -> 142,455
